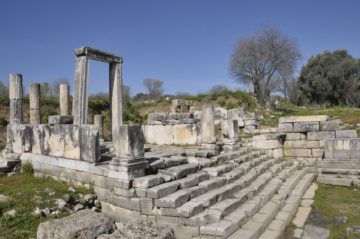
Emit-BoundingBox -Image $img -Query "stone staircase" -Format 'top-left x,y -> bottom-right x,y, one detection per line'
130,147 -> 315,239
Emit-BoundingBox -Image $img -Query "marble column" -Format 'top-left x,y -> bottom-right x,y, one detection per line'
200,105 -> 216,149
72,56 -> 89,125
29,83 -> 41,124
109,62 -> 123,135
9,74 -> 23,124
59,84 -> 70,116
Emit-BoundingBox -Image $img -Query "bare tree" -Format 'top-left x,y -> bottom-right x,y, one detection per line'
51,78 -> 70,96
230,26 -> 301,104
209,84 -> 228,94
143,78 -> 163,98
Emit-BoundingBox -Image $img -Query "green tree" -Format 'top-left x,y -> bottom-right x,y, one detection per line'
297,50 -> 360,106
0,81 -> 8,96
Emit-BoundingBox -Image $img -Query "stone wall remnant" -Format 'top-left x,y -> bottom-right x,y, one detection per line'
29,83 -> 41,124
9,74 -> 23,124
170,99 -> 192,113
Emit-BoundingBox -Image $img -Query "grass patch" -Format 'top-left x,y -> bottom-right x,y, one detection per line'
313,184 -> 360,238
0,175 -> 92,239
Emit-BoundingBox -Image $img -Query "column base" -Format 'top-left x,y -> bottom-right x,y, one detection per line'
108,157 -> 148,180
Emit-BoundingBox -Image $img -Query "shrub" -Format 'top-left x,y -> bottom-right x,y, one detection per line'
21,162 -> 34,176
0,116 -> 8,126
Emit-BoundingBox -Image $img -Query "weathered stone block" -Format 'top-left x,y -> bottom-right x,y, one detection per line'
312,148 -> 324,158
307,131 -> 335,140
320,119 -> 342,131
252,139 -> 282,150
286,133 -> 306,141
7,124 -> 32,153
32,124 -> 50,155
279,115 -> 329,123
113,125 -> 144,159
284,140 -> 319,149
48,115 -> 74,125
143,125 -> 174,145
133,175 -> 165,189
293,122 -> 319,132
335,130 -> 357,138
278,123 -> 293,133
80,125 -> 99,162
284,148 -> 312,157
173,124 -> 198,145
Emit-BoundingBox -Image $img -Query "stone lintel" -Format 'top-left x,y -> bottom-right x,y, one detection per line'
75,46 -> 123,63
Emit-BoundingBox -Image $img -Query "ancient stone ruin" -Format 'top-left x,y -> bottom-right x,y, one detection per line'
1,46 -> 360,239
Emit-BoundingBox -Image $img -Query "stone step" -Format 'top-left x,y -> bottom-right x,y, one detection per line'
158,163 -> 199,180
155,156 -> 282,214
227,170 -> 313,239
196,164 -> 297,238
174,159 -> 287,226
258,173 -> 315,239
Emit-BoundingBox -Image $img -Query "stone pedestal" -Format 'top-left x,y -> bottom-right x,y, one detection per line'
221,119 -> 239,149
29,83 -> 41,124
200,105 -> 216,149
109,125 -> 148,180
9,74 -> 23,124
60,84 -> 70,116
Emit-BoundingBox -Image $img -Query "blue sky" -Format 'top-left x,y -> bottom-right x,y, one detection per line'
0,0 -> 359,96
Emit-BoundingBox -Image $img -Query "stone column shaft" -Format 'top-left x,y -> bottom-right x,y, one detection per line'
60,84 -> 70,116
72,56 -> 89,125
29,83 -> 41,124
94,115 -> 104,139
200,105 -> 216,145
109,62 -> 123,134
9,74 -> 23,124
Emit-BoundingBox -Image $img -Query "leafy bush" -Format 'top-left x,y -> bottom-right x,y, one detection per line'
0,116 -> 8,126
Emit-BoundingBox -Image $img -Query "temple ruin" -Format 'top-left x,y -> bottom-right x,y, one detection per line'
1,46 -> 360,239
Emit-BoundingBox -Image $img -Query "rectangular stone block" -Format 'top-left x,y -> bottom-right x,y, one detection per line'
312,148 -> 324,158
48,115 -> 74,125
113,125 -> 144,159
7,124 -> 33,153
279,115 -> 329,123
293,122 -> 319,133
307,131 -> 335,140
252,139 -> 282,150
284,148 -> 312,157
278,123 -> 293,133
31,124 -> 50,155
335,130 -> 357,138
80,125 -> 100,162
173,124 -> 198,145
286,133 -> 306,141
143,125 -> 174,145
320,119 -> 342,131
284,140 -> 319,149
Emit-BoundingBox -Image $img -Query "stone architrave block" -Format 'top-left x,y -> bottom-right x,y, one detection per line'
335,130 -> 357,138
286,133 -> 307,141
173,124 -> 198,145
284,148 -> 312,157
279,115 -> 329,123
80,125 -> 100,162
293,122 -> 319,133
143,125 -> 174,145
307,131 -> 335,140
32,124 -> 50,155
7,124 -> 33,153
278,123 -> 293,133
320,119 -> 342,131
